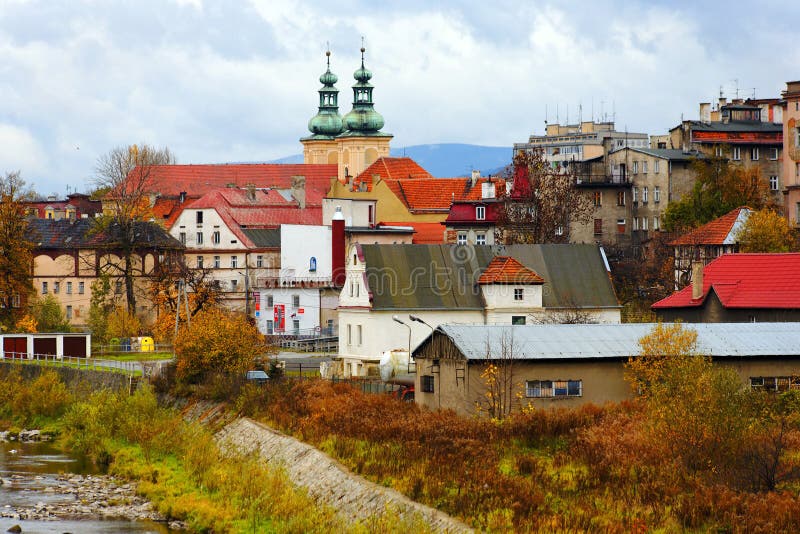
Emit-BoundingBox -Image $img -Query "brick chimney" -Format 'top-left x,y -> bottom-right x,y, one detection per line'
691,261 -> 704,300
246,184 -> 256,202
331,206 -> 346,287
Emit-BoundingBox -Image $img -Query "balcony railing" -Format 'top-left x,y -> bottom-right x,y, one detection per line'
575,174 -> 632,185
255,276 -> 334,288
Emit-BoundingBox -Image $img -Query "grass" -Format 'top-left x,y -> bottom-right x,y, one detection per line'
92,351 -> 174,361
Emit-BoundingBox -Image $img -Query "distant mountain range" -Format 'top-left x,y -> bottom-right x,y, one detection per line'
269,143 -> 512,178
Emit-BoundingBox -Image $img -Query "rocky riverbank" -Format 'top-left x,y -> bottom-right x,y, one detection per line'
0,473 -> 184,530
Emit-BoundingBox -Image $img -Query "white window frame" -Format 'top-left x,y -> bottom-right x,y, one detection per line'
256,255 -> 263,268
476,206 -> 486,220
654,160 -> 660,173
525,379 -> 582,398
78,282 -> 85,295
514,288 -> 524,301
633,161 -> 639,174
751,147 -> 759,161
231,256 -> 238,269
213,256 -> 221,268
769,147 -> 779,160
475,233 -> 486,245
653,216 -> 660,230
642,187 -> 648,203
642,161 -> 648,174
732,146 -> 741,161
66,281 -> 72,295
632,187 -> 638,202
457,232 -> 467,245
212,231 -> 220,244
770,175 -> 779,191
654,186 -> 661,203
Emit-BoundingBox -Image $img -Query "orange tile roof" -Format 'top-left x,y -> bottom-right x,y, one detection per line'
478,256 -> 545,285
357,157 -> 433,181
671,207 -> 752,245
386,177 -> 506,212
380,221 -> 445,244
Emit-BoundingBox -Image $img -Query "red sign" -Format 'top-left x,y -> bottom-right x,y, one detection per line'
273,304 -> 285,332
298,308 -> 304,314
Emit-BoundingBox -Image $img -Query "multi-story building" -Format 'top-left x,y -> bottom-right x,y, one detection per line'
669,98 -> 783,206
514,121 -> 649,169
25,193 -> 102,220
782,81 -> 800,226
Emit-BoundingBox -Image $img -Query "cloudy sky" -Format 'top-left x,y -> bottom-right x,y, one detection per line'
1,0 -> 798,194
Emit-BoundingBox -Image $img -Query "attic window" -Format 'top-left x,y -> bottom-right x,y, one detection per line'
196,211 -> 203,224
476,206 -> 486,220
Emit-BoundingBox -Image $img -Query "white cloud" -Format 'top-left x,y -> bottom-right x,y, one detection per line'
0,123 -> 48,175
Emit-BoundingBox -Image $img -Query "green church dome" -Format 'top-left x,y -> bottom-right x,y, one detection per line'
340,46 -> 386,136
305,50 -> 344,138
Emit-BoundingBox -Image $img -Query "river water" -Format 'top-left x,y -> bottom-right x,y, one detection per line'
0,441 -> 175,533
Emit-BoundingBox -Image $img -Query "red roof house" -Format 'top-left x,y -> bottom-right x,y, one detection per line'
478,256 -> 545,285
652,253 -> 800,323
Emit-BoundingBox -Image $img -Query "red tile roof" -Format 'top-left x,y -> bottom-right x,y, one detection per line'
380,221 -> 445,244
652,253 -> 800,309
129,163 -> 336,207
385,178 -> 506,212
478,256 -> 545,285
670,207 -> 751,246
357,157 -> 433,181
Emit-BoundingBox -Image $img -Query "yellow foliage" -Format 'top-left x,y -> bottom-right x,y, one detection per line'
107,305 -> 142,338
737,208 -> 796,253
14,313 -> 37,333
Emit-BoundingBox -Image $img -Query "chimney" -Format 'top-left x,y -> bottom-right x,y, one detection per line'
291,175 -> 306,209
179,191 -> 186,203
331,206 -> 346,287
699,102 -> 710,123
246,184 -> 256,202
718,97 -> 727,110
470,169 -> 480,187
481,181 -> 495,199
691,261 -> 704,300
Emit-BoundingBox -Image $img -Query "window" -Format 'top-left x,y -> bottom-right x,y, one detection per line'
309,257 -> 317,272
512,316 -> 526,325
267,295 -> 274,307
617,191 -> 625,206
179,232 -> 186,245
526,380 -> 582,398
751,147 -> 759,161
196,211 -> 203,224
196,232 -> 203,245
642,161 -> 648,174
66,281 -> 72,294
213,256 -> 221,268
593,218 -> 603,235
457,232 -> 467,245
41,282 -> 48,294
421,375 -> 435,393
770,175 -> 779,191
115,280 -> 123,295
653,216 -> 660,230
66,305 -> 72,320
78,282 -> 84,294
632,187 -> 638,202
231,256 -> 238,268
53,281 -> 60,294
475,233 -> 486,245
231,279 -> 238,290
769,148 -> 779,160
715,145 -> 723,157
347,324 -> 352,345
514,288 -> 524,301
212,231 -> 220,244
633,161 -> 639,174
12,295 -> 20,308
654,160 -> 660,173
196,256 -> 204,269
633,217 -> 639,231
617,219 -> 626,233
356,324 -> 362,346
265,320 -> 274,334
642,187 -> 648,203
593,191 -> 602,207
750,376 -> 800,392
292,294 -> 300,308
732,146 -> 741,160
654,186 -> 661,203
256,255 -> 263,268
642,217 -> 648,230
476,206 -> 486,220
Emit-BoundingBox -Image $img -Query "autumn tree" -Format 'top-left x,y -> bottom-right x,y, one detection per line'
0,171 -> 34,329
93,144 -> 176,312
174,307 -> 270,384
88,274 -> 116,344
736,208 -> 797,253
29,294 -> 72,332
663,153 -> 775,232
495,150 -> 594,244
476,330 -> 521,420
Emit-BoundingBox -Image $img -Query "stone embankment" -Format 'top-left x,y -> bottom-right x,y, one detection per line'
0,473 -> 183,530
216,417 -> 474,534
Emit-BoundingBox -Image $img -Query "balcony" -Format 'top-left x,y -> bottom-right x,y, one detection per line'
574,173 -> 632,187
255,275 -> 333,288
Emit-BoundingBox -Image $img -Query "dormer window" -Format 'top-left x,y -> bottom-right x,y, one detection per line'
476,206 -> 486,220
514,288 -> 524,301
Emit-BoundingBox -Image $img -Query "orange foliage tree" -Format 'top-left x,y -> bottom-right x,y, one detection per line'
174,307 -> 269,384
736,208 -> 797,253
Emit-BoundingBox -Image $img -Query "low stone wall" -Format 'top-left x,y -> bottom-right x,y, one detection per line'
216,418 -> 473,533
0,362 -> 131,392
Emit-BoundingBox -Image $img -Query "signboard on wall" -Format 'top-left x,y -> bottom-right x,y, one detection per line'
273,304 -> 285,333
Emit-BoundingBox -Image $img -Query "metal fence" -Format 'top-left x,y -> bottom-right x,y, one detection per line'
2,352 -> 142,375
92,343 -> 174,355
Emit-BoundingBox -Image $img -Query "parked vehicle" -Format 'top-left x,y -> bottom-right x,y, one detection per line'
245,370 -> 269,385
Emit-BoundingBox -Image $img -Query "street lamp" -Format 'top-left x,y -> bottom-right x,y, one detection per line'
409,314 -> 434,333
392,315 -> 411,362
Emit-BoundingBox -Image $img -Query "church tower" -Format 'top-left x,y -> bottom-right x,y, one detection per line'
335,44 -> 392,182
301,50 -> 344,166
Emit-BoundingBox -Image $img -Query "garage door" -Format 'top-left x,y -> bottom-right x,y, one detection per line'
3,337 -> 27,359
33,337 -> 57,356
63,336 -> 87,358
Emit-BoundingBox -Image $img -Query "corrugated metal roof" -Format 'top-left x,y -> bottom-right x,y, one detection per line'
360,243 -> 620,311
241,228 -> 281,248
428,323 -> 800,360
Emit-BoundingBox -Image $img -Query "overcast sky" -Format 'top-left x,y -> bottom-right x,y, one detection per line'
1,0 -> 798,194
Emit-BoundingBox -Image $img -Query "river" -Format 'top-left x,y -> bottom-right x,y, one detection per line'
0,440 -> 177,533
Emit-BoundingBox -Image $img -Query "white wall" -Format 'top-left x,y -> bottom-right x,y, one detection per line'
481,284 -> 543,311
280,225 -> 331,281
257,288 -> 320,335
323,198 -> 376,227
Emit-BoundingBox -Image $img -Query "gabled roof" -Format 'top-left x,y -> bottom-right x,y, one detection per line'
380,221 -> 445,244
652,253 -> 800,309
478,256 -> 544,285
670,207 -> 751,246
356,157 -> 432,182
610,147 -> 701,161
128,163 -> 336,206
358,244 -> 619,311
28,218 -> 183,250
419,323 -> 800,361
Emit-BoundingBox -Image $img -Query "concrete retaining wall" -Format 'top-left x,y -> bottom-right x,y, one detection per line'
215,418 -> 473,533
0,362 -> 131,391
